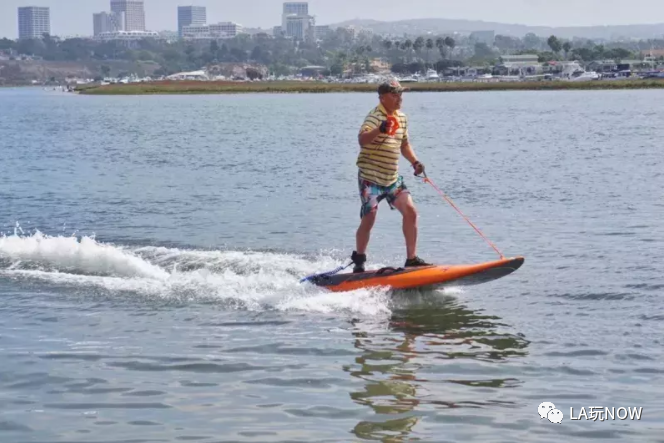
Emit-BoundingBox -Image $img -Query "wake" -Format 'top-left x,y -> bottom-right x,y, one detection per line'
0,231 -> 448,315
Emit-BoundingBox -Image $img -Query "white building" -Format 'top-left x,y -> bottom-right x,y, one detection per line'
93,11 -> 125,36
181,25 -> 210,39
211,22 -> 242,38
314,25 -> 330,40
181,22 -> 243,39
18,7 -> 50,39
110,0 -> 145,32
97,30 -> 158,41
178,6 -> 206,37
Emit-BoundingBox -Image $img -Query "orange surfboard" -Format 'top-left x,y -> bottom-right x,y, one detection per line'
306,257 -> 524,292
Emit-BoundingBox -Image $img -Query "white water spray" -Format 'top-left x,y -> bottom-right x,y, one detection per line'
0,231 -> 408,316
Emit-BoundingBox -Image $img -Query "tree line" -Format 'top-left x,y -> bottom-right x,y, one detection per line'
1,28 -> 661,77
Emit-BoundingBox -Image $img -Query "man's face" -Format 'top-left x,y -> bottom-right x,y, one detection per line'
380,90 -> 402,112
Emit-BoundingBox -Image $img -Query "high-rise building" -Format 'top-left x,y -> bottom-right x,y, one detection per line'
178,6 -> 206,37
18,6 -> 50,39
110,0 -> 145,32
283,2 -> 308,15
94,11 -> 125,36
285,15 -> 314,41
281,2 -> 313,40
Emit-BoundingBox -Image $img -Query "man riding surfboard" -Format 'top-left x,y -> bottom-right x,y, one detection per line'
351,79 -> 431,273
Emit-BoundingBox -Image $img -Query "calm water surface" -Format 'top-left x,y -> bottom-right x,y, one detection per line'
1,87 -> 663,442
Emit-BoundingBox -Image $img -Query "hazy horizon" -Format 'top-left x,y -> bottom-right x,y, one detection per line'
2,0 -> 664,38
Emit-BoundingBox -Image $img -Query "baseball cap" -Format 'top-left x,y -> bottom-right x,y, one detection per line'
378,79 -> 407,94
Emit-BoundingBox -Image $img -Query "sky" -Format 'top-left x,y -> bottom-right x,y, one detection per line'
2,0 -> 664,38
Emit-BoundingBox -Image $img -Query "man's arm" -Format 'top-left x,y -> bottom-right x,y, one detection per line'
358,126 -> 382,146
358,111 -> 390,146
401,138 -> 425,175
399,116 -> 416,163
400,138 -> 418,165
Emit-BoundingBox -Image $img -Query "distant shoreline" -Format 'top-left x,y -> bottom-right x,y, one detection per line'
74,79 -> 664,95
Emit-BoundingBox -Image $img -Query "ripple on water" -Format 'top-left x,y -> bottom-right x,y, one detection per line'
1,89 -> 664,443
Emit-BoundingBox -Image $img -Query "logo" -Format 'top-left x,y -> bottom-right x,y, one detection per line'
538,402 -> 563,424
538,402 -> 643,423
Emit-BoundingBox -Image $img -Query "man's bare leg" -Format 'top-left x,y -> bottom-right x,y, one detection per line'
355,208 -> 377,255
392,193 -> 418,259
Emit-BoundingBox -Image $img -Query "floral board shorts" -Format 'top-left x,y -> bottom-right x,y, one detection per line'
358,172 -> 410,218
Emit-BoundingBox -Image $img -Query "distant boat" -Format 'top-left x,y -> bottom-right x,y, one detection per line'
399,75 -> 418,83
641,71 -> 664,79
561,62 -> 599,82
425,68 -> 440,81
567,70 -> 600,81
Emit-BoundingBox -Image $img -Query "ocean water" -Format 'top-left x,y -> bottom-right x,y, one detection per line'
1,86 -> 663,442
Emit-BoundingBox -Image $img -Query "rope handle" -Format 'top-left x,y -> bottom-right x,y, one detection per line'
300,262 -> 353,283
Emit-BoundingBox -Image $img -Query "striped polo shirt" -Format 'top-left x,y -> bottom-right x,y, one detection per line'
357,104 -> 409,187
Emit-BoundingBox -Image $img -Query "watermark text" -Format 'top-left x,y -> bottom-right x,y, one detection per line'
570,406 -> 642,421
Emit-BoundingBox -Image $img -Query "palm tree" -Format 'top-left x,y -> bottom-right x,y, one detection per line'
404,39 -> 413,53
338,50 -> 347,73
424,38 -> 433,59
413,36 -> 425,61
400,39 -> 410,63
436,37 -> 445,60
352,46 -> 365,74
562,41 -> 572,60
389,41 -> 401,64
444,36 -> 456,57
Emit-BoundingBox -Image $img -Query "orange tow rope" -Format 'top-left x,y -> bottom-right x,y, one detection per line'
419,172 -> 505,260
